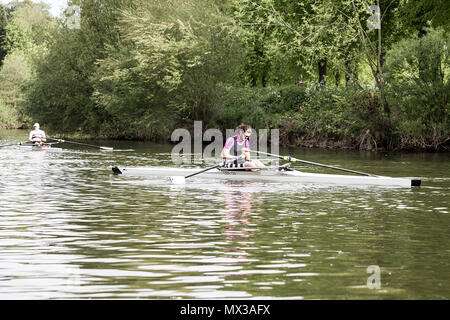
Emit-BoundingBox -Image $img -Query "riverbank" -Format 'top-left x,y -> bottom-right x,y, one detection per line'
3,85 -> 449,152
212,85 -> 449,152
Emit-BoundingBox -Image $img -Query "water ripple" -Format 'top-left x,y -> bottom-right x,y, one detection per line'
1,133 -> 449,299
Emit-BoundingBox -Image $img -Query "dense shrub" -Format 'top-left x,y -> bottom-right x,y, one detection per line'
0,99 -> 19,128
384,28 -> 449,150
212,85 -> 394,150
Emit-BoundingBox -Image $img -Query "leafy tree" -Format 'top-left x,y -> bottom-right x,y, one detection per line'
92,0 -> 242,139
230,0 -> 368,87
399,0 -> 450,36
0,0 -> 55,128
230,0 -> 275,87
384,28 -> 449,150
2,0 -> 54,57
0,50 -> 31,126
0,5 -> 11,66
24,0 -> 135,133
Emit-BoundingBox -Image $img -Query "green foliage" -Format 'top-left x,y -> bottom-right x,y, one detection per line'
0,5 -> 10,66
92,0 -> 242,140
0,50 -> 31,127
399,0 -> 450,34
229,0 -> 276,87
4,15 -> 33,53
0,1 -> 56,128
2,1 -> 55,60
23,29 -> 96,132
24,0 -> 135,135
384,28 -> 449,150
0,99 -> 20,128
213,85 -> 391,149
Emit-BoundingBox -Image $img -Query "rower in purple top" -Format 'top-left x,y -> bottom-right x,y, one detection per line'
221,124 -> 264,169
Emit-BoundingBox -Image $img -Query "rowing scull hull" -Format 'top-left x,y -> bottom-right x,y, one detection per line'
112,166 -> 421,187
19,145 -> 62,151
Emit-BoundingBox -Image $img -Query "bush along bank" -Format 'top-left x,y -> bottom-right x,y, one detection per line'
210,85 -> 449,152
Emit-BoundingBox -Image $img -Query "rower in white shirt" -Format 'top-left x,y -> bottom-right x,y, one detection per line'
28,123 -> 46,146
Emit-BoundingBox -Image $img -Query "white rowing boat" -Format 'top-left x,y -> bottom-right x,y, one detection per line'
111,165 -> 421,187
3,139 -> 115,152
19,144 -> 62,151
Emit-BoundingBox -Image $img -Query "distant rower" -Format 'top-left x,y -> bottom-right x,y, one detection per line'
28,123 -> 46,146
221,124 -> 264,168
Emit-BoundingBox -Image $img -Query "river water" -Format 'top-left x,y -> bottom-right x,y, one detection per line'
0,130 -> 449,299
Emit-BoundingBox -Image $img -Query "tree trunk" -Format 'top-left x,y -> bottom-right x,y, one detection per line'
353,67 -> 359,85
335,71 -> 340,86
250,75 -> 257,87
262,72 -> 267,87
318,58 -> 327,86
376,5 -> 389,117
345,57 -> 359,86
345,58 -> 352,86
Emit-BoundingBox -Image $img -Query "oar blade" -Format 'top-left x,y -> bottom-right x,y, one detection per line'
170,176 -> 186,184
100,146 -> 114,151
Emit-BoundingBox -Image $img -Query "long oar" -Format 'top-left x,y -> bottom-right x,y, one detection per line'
251,150 -> 374,176
49,138 -> 113,151
0,141 -> 29,148
170,165 -> 222,184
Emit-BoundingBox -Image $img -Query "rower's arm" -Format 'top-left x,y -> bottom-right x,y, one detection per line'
221,147 -> 242,160
241,148 -> 250,160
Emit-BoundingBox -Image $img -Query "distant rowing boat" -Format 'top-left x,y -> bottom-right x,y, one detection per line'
19,143 -> 62,151
111,165 -> 421,187
2,139 -> 117,153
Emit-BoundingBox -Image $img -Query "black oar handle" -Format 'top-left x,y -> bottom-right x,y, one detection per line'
185,165 -> 221,179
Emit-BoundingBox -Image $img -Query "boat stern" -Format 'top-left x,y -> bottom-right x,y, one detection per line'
112,166 -> 123,174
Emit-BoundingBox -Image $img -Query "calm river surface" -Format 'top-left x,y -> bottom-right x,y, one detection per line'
0,129 -> 449,299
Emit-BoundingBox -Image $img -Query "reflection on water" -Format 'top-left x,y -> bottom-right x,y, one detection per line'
223,182 -> 257,241
0,130 -> 449,299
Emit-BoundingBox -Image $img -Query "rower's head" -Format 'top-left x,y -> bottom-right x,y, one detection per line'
33,123 -> 40,129
235,124 -> 252,140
